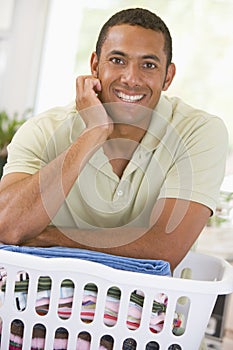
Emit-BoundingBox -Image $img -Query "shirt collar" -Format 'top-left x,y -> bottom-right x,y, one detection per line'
140,95 -> 173,151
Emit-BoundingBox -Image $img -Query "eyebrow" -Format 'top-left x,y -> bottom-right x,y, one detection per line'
142,54 -> 161,63
108,50 -> 161,63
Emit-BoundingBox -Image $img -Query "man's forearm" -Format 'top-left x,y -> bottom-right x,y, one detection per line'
22,225 -> 147,251
22,199 -> 211,271
21,223 -> 185,271
21,223 -> 181,271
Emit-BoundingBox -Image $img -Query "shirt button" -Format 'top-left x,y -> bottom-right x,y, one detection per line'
117,190 -> 123,196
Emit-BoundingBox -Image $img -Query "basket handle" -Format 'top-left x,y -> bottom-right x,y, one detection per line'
218,257 -> 233,295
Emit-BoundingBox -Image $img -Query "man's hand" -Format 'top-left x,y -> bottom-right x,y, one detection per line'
76,75 -> 113,137
76,75 -> 102,111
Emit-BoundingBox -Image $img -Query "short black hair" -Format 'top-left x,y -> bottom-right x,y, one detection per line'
95,8 -> 173,69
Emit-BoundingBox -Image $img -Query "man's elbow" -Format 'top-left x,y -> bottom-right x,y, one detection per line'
0,218 -> 25,245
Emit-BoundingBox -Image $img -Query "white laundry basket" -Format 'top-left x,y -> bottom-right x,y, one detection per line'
0,249 -> 232,350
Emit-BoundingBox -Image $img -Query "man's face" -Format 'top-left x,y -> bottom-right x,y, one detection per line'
91,24 -> 175,123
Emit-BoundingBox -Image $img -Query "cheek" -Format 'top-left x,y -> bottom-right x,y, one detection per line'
96,79 -> 111,102
98,71 -> 115,94
149,81 -> 162,96
98,72 -> 111,91
98,63 -> 113,78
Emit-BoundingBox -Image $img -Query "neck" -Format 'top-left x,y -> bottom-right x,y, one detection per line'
103,122 -> 148,163
109,118 -> 150,142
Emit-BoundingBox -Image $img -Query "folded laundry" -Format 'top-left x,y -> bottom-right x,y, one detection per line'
1,277 -> 169,330
0,245 -> 171,276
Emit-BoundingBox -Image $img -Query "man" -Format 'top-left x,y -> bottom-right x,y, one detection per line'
0,8 -> 228,271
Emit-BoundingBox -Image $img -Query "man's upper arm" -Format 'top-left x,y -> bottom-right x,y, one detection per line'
148,198 -> 211,269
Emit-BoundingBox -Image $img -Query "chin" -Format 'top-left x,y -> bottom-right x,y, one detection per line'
104,101 -> 152,126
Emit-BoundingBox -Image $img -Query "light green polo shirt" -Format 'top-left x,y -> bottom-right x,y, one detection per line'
4,95 -> 228,229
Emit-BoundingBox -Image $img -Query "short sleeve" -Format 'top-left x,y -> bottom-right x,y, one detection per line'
3,118 -> 47,176
159,116 -> 229,214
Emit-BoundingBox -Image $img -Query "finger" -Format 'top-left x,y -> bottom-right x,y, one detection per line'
84,77 -> 101,94
76,75 -> 89,94
75,76 -> 102,113
76,75 -> 100,92
76,76 -> 95,110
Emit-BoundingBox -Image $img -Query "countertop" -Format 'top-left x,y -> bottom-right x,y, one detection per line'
197,226 -> 233,262
197,225 -> 233,349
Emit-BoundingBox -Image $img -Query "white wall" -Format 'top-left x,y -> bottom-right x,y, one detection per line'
0,0 -> 49,116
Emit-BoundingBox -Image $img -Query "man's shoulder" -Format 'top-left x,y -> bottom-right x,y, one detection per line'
31,102 -> 77,124
13,102 -> 86,144
22,102 -> 87,137
163,96 -> 228,147
161,95 -> 225,127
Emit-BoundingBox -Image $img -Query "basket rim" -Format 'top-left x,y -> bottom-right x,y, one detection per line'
0,249 -> 232,295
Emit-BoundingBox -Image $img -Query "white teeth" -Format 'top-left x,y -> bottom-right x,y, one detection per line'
116,91 -> 144,102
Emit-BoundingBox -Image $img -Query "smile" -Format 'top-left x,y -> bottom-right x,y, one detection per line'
115,91 -> 144,103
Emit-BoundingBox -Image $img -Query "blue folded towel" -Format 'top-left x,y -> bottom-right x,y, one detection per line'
0,245 -> 171,276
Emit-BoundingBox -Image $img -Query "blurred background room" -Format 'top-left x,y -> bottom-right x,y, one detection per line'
0,1 -> 232,349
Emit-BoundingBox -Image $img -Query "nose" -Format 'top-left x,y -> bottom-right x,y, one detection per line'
120,62 -> 142,87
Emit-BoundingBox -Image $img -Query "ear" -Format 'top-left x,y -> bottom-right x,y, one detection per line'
90,52 -> 99,77
162,63 -> 176,91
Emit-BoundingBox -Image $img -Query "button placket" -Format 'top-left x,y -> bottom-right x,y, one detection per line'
112,178 -> 133,211
117,189 -> 123,197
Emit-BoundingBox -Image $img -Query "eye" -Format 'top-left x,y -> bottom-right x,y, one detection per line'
110,57 -> 124,65
142,61 -> 157,69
